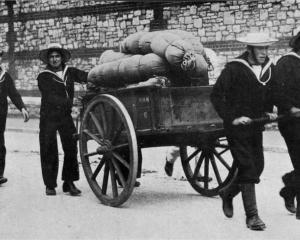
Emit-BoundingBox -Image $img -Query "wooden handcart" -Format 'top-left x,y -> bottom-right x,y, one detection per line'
78,85 -> 237,207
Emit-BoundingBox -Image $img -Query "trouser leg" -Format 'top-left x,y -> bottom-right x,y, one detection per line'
240,183 -> 266,230
0,116 -> 7,177
0,131 -> 6,177
227,132 -> 264,184
279,124 -> 300,213
58,115 -> 79,182
39,119 -> 59,188
219,181 -> 240,218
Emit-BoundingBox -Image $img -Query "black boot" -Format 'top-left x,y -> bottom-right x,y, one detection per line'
63,181 -> 81,196
240,183 -> 266,231
219,183 -> 240,218
164,160 -> 174,177
280,173 -> 296,213
296,192 -> 300,220
0,176 -> 7,185
279,187 -> 296,213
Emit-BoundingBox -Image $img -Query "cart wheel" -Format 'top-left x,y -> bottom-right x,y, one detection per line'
180,136 -> 237,197
79,94 -> 138,207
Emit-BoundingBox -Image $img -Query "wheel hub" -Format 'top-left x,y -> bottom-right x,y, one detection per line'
96,140 -> 112,154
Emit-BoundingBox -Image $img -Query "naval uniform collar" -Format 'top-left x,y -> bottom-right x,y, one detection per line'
0,69 -> 6,83
41,66 -> 69,83
283,51 -> 300,60
229,57 -> 272,85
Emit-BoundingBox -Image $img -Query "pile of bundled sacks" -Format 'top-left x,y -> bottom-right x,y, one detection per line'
88,30 -> 211,88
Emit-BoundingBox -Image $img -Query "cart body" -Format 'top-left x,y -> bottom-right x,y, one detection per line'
79,85 -> 235,207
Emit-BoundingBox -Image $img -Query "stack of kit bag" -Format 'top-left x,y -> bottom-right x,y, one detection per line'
88,30 -> 209,88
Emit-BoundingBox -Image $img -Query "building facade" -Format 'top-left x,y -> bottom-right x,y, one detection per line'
0,0 -> 298,95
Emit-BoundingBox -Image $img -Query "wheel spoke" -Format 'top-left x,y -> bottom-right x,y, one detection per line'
89,111 -> 104,138
183,148 -> 202,164
83,129 -> 104,145
111,123 -> 124,145
213,149 -> 231,170
84,151 -> 99,157
102,163 -> 109,194
112,143 -> 129,150
92,157 -> 106,180
109,160 -> 118,198
218,148 -> 230,155
111,157 -> 126,188
98,104 -> 108,137
107,108 -> 117,140
192,152 -> 204,179
112,152 -> 130,169
209,154 -> 222,185
214,143 -> 229,148
204,156 -> 209,189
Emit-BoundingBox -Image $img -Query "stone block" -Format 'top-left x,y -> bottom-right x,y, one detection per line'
134,10 -> 141,16
223,11 -> 235,25
99,32 -> 105,42
277,11 -> 287,19
185,16 -> 192,24
108,19 -> 115,27
190,5 -> 197,15
295,9 -> 300,17
216,31 -> 222,41
260,9 -> 268,20
287,18 -> 295,24
132,17 -> 140,25
211,3 -> 220,11
194,18 -> 202,28
282,0 -> 296,6
146,10 -> 153,18
232,25 -> 241,33
198,28 -> 205,36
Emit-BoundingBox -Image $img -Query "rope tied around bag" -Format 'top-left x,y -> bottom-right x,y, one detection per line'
181,52 -> 196,71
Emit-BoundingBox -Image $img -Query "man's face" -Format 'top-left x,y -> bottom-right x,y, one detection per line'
252,46 -> 269,64
48,51 -> 62,69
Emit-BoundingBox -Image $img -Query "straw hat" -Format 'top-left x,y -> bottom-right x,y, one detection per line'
237,32 -> 278,47
39,43 -> 71,64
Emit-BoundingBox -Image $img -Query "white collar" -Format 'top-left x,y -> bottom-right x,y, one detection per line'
41,66 -> 69,82
229,58 -> 272,85
0,70 -> 6,83
283,52 -> 300,60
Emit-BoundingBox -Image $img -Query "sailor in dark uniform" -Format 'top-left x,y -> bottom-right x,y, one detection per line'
275,31 -> 300,219
0,50 -> 29,185
210,32 -> 278,230
37,43 -> 87,196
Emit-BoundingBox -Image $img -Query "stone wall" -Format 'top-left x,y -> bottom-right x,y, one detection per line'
0,0 -> 299,92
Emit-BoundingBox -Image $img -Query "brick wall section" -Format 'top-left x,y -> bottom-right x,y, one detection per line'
0,0 -> 299,92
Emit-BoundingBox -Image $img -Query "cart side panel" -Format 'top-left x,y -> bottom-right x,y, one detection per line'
158,87 -> 222,129
116,88 -> 157,131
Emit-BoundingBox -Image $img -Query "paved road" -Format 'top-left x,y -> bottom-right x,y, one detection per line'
0,118 -> 299,240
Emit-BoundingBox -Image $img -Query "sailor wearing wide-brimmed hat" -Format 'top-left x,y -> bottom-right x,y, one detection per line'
37,43 -> 88,196
275,31 -> 300,220
210,32 -> 278,231
0,50 -> 29,186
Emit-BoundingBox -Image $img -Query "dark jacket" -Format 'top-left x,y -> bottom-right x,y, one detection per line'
0,69 -> 26,117
274,52 -> 300,114
37,65 -> 87,119
210,52 -> 275,137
